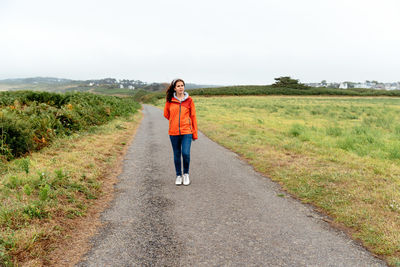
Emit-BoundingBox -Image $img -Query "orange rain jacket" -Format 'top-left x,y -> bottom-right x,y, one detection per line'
164,92 -> 198,140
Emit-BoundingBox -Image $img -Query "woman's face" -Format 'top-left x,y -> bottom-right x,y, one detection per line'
175,81 -> 185,94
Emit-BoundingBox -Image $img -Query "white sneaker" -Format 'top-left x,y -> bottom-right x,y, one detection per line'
183,173 -> 190,185
175,175 -> 183,185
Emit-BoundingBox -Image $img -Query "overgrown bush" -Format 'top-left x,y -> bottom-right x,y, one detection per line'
0,91 -> 140,160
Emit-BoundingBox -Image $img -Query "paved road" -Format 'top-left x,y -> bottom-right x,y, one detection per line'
77,105 -> 386,266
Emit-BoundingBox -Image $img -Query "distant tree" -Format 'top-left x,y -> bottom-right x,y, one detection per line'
272,76 -> 310,89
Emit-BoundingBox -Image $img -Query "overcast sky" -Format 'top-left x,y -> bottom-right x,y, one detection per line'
0,0 -> 399,85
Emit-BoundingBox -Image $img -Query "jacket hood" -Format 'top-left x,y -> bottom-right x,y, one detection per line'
173,92 -> 189,102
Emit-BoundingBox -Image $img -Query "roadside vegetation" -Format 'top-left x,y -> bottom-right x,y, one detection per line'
0,91 -> 139,161
155,96 -> 400,265
0,91 -> 141,266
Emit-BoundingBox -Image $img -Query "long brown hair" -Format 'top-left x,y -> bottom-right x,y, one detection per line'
166,78 -> 185,102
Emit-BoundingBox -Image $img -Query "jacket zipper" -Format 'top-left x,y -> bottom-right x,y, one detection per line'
178,102 -> 181,135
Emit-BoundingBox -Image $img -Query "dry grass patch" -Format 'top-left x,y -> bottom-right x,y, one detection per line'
0,111 -> 142,266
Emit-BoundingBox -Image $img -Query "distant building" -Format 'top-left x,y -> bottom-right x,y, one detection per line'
306,80 -> 399,90
354,83 -> 367,88
339,82 -> 348,89
386,83 -> 398,90
120,84 -> 124,89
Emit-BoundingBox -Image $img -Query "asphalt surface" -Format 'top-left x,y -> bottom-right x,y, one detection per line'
77,104 -> 386,266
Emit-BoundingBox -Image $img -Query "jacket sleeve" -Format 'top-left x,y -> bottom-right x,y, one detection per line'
164,101 -> 170,120
190,99 -> 198,140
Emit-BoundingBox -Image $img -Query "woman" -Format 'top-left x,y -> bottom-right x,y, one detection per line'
164,78 -> 198,186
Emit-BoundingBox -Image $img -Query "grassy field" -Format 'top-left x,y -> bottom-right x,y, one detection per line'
157,96 -> 400,265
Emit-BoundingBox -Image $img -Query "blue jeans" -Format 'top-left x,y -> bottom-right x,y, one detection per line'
169,134 -> 192,176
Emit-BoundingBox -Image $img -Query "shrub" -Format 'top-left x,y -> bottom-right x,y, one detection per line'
0,114 -> 34,159
0,91 -> 140,160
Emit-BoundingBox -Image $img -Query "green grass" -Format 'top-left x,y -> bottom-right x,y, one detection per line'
192,96 -> 400,162
156,95 -> 400,265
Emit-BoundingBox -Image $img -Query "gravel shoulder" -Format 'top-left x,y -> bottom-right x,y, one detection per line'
77,104 -> 386,266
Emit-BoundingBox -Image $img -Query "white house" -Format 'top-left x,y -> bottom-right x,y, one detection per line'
339,82 -> 348,89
